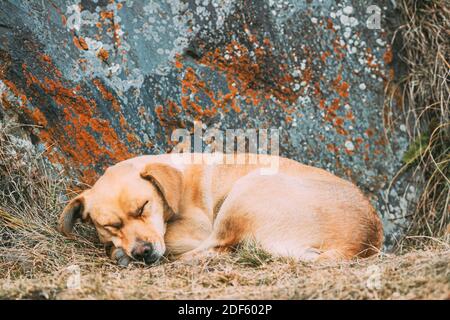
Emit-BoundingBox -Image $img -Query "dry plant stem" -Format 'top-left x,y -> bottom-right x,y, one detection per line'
389,0 -> 449,240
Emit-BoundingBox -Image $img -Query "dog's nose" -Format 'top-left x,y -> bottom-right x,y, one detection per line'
131,241 -> 160,264
131,241 -> 153,259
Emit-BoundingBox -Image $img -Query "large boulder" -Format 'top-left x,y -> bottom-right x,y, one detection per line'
0,0 -> 414,246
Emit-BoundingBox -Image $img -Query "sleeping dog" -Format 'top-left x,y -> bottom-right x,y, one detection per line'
59,153 -> 383,266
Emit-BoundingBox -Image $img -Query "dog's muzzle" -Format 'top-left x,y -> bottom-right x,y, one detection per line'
131,240 -> 162,265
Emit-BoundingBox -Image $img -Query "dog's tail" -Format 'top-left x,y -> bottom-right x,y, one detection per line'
358,205 -> 384,258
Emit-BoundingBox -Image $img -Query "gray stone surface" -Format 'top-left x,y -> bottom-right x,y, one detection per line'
0,0 -> 414,245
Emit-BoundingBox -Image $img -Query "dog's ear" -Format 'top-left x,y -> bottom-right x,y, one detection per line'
58,195 -> 89,237
140,163 -> 183,215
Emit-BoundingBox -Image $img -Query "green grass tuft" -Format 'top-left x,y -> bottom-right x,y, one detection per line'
235,240 -> 273,267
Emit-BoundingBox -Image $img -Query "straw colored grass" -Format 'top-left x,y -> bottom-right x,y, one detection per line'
1,242 -> 449,300
387,0 -> 450,238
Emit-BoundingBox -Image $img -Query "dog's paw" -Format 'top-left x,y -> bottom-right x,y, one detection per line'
105,244 -> 131,267
112,247 -> 131,267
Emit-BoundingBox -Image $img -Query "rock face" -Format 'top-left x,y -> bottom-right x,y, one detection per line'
0,0 -> 413,245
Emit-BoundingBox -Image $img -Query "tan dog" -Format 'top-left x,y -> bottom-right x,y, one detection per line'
59,153 -> 383,266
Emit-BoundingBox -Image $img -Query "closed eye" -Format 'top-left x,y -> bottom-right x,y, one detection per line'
137,201 -> 149,217
104,221 -> 123,231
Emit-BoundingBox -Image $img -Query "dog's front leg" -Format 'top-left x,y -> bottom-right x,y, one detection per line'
105,243 -> 131,267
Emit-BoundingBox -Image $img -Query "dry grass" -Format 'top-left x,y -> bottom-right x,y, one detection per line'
0,122 -> 102,275
387,0 -> 450,238
1,244 -> 449,300
0,122 -> 449,300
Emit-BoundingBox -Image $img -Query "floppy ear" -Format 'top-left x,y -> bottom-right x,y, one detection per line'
58,195 -> 89,237
140,163 -> 183,215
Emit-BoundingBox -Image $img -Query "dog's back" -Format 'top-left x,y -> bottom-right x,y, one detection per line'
195,168 -> 383,261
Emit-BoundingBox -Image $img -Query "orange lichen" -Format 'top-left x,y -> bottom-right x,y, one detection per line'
165,38 -> 302,120
365,128 -> 374,138
383,45 -> 393,64
167,99 -> 181,117
327,143 -> 338,153
97,48 -> 109,62
174,55 -> 184,69
1,93 -> 11,109
73,36 -> 89,51
329,98 -> 340,112
92,78 -> 121,112
319,99 -> 326,109
21,62 -> 135,184
155,105 -> 164,123
326,18 -> 334,30
314,82 -> 322,96
336,127 -> 348,136
38,54 -> 63,78
100,11 -> 114,20
388,67 -> 395,80
334,117 -> 344,127
100,10 -> 121,48
332,37 -> 346,60
355,136 -> 364,146
155,101 -> 186,129
365,48 -> 381,72
27,108 -> 48,126
2,79 -> 25,102
332,73 -> 350,98
338,82 -> 349,98
0,52 -> 141,185
345,110 -> 354,120
321,51 -> 331,63
40,54 -> 52,64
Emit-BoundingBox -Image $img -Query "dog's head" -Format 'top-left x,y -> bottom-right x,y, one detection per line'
59,161 -> 183,264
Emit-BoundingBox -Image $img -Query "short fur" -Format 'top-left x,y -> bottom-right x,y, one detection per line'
59,153 -> 383,265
